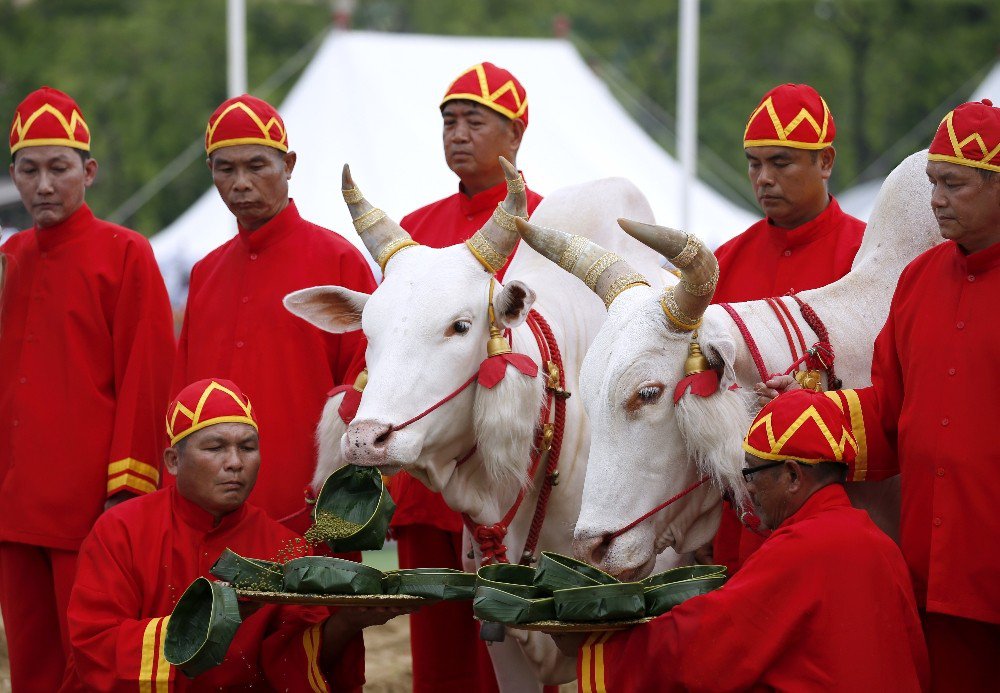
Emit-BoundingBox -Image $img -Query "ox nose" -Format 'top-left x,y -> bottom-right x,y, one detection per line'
345,419 -> 393,465
572,533 -> 610,568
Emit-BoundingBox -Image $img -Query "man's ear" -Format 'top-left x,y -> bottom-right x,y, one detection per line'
819,146 -> 836,180
163,447 -> 180,477
83,158 -> 98,188
784,460 -> 801,490
283,285 -> 369,333
493,280 -> 536,329
508,118 -> 525,155
283,150 -> 297,178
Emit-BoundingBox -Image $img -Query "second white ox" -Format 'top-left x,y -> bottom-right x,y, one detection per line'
511,150 -> 940,580
284,161 -> 677,689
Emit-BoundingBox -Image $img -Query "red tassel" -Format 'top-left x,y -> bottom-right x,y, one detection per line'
477,353 -> 539,389
672,370 -> 720,403
325,384 -> 363,426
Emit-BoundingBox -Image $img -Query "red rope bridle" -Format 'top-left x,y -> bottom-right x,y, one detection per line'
463,309 -> 567,567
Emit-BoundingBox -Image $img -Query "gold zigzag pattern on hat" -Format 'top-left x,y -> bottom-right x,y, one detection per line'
10,104 -> 90,150
446,63 -> 528,120
744,96 -> 831,148
205,100 -> 287,151
930,110 -> 1000,171
167,380 -> 256,442
745,405 -> 857,463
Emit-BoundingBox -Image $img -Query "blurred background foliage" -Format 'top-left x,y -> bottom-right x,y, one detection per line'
1,0 -> 997,234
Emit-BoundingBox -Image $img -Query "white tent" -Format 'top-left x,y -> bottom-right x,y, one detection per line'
152,30 -> 756,302
839,59 -> 1000,221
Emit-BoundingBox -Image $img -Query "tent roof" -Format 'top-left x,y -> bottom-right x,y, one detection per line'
152,30 -> 756,301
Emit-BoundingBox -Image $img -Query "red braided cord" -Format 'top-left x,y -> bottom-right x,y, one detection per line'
392,373 -> 478,431
605,476 -> 711,541
774,297 -> 808,355
720,303 -> 769,381
765,297 -> 800,365
788,294 -> 841,389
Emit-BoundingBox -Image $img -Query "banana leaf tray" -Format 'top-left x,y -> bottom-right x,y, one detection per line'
502,616 -> 654,633
234,589 -> 432,607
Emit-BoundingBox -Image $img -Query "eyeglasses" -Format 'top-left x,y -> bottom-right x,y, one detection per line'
741,460 -> 787,482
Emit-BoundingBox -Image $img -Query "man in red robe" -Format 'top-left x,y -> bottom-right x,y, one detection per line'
706,83 -> 867,573
387,62 -> 542,693
560,390 -> 928,692
171,95 -> 376,526
0,87 -> 175,691
764,99 -> 1000,691
63,379 -> 409,691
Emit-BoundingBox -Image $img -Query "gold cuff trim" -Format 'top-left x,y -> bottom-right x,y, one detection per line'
342,187 -> 364,204
668,234 -> 701,269
491,204 -> 523,233
584,253 -> 623,291
680,265 -> 719,297
603,273 -> 650,307
107,474 -> 157,496
661,287 -> 702,331
353,208 -> 386,234
466,232 -> 507,274
505,174 -> 526,194
376,238 -> 419,272
559,235 -> 590,273
107,457 -> 159,485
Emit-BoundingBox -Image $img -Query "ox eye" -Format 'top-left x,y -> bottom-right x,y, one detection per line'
449,320 -> 472,336
625,383 -> 664,412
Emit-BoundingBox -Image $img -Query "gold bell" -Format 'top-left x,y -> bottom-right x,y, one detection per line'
684,336 -> 710,376
793,369 -> 823,392
487,325 -> 512,358
352,368 -> 368,392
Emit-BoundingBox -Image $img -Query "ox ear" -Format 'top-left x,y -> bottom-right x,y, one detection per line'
493,280 -> 536,329
283,286 -> 369,334
703,334 -> 738,390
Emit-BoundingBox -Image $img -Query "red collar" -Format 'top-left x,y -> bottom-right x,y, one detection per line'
955,237 -> 1000,275
457,175 -> 528,217
764,196 -> 845,250
237,198 -> 301,252
776,483 -> 849,530
171,485 -> 249,535
34,202 -> 95,252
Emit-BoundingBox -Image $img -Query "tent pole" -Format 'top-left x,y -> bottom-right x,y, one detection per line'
227,0 -> 247,97
677,0 -> 699,232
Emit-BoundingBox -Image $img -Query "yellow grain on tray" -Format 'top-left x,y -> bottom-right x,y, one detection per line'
305,512 -> 364,543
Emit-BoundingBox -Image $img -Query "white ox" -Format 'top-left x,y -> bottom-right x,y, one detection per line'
511,150 -> 940,580
285,162 -> 680,689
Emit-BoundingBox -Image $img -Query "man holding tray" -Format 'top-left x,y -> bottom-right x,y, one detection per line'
553,390 -> 928,692
61,378 -> 413,691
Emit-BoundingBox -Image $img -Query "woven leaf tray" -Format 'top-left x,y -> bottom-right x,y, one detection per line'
501,617 -> 654,633
234,589 -> 432,607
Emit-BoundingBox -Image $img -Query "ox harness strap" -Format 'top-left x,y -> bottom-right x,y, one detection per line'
463,309 -> 568,567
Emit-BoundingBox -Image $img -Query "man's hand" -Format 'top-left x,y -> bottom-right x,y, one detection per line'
321,603 -> 422,669
752,374 -> 800,407
104,491 -> 138,512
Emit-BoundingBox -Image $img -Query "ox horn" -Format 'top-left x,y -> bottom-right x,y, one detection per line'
511,217 -> 650,308
342,164 -> 418,273
465,157 -> 529,274
618,219 -> 718,332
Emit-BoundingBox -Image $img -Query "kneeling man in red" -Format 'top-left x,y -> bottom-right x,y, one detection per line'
61,379 -> 409,691
556,390 -> 928,692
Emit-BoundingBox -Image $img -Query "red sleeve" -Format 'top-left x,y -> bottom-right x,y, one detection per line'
106,240 -> 177,497
261,617 -> 365,692
66,517 -> 178,690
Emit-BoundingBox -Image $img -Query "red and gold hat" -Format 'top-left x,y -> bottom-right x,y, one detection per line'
441,62 -> 529,127
928,99 -> 1000,173
166,379 -> 258,445
743,389 -> 857,464
743,83 -> 835,150
9,86 -> 91,155
205,94 -> 288,155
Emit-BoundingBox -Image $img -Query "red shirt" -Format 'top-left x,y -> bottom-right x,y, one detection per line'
830,239 -> 1000,624
711,196 -> 865,572
713,196 -> 865,302
0,204 -> 175,550
587,485 -> 928,692
62,486 -> 364,691
172,201 -> 376,521
387,180 -> 542,532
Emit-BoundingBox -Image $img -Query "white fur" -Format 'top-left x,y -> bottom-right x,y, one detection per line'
473,366 -> 545,490
312,392 -> 348,493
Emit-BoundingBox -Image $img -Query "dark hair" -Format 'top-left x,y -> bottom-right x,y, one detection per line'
11,148 -> 90,166
810,461 -> 848,484
976,167 -> 997,182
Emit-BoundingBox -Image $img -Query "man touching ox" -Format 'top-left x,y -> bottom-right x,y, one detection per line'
705,83 -> 867,573
170,95 -> 376,528
0,87 -> 175,690
384,62 -> 543,693
556,390 -> 928,692
760,99 -> 1000,690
